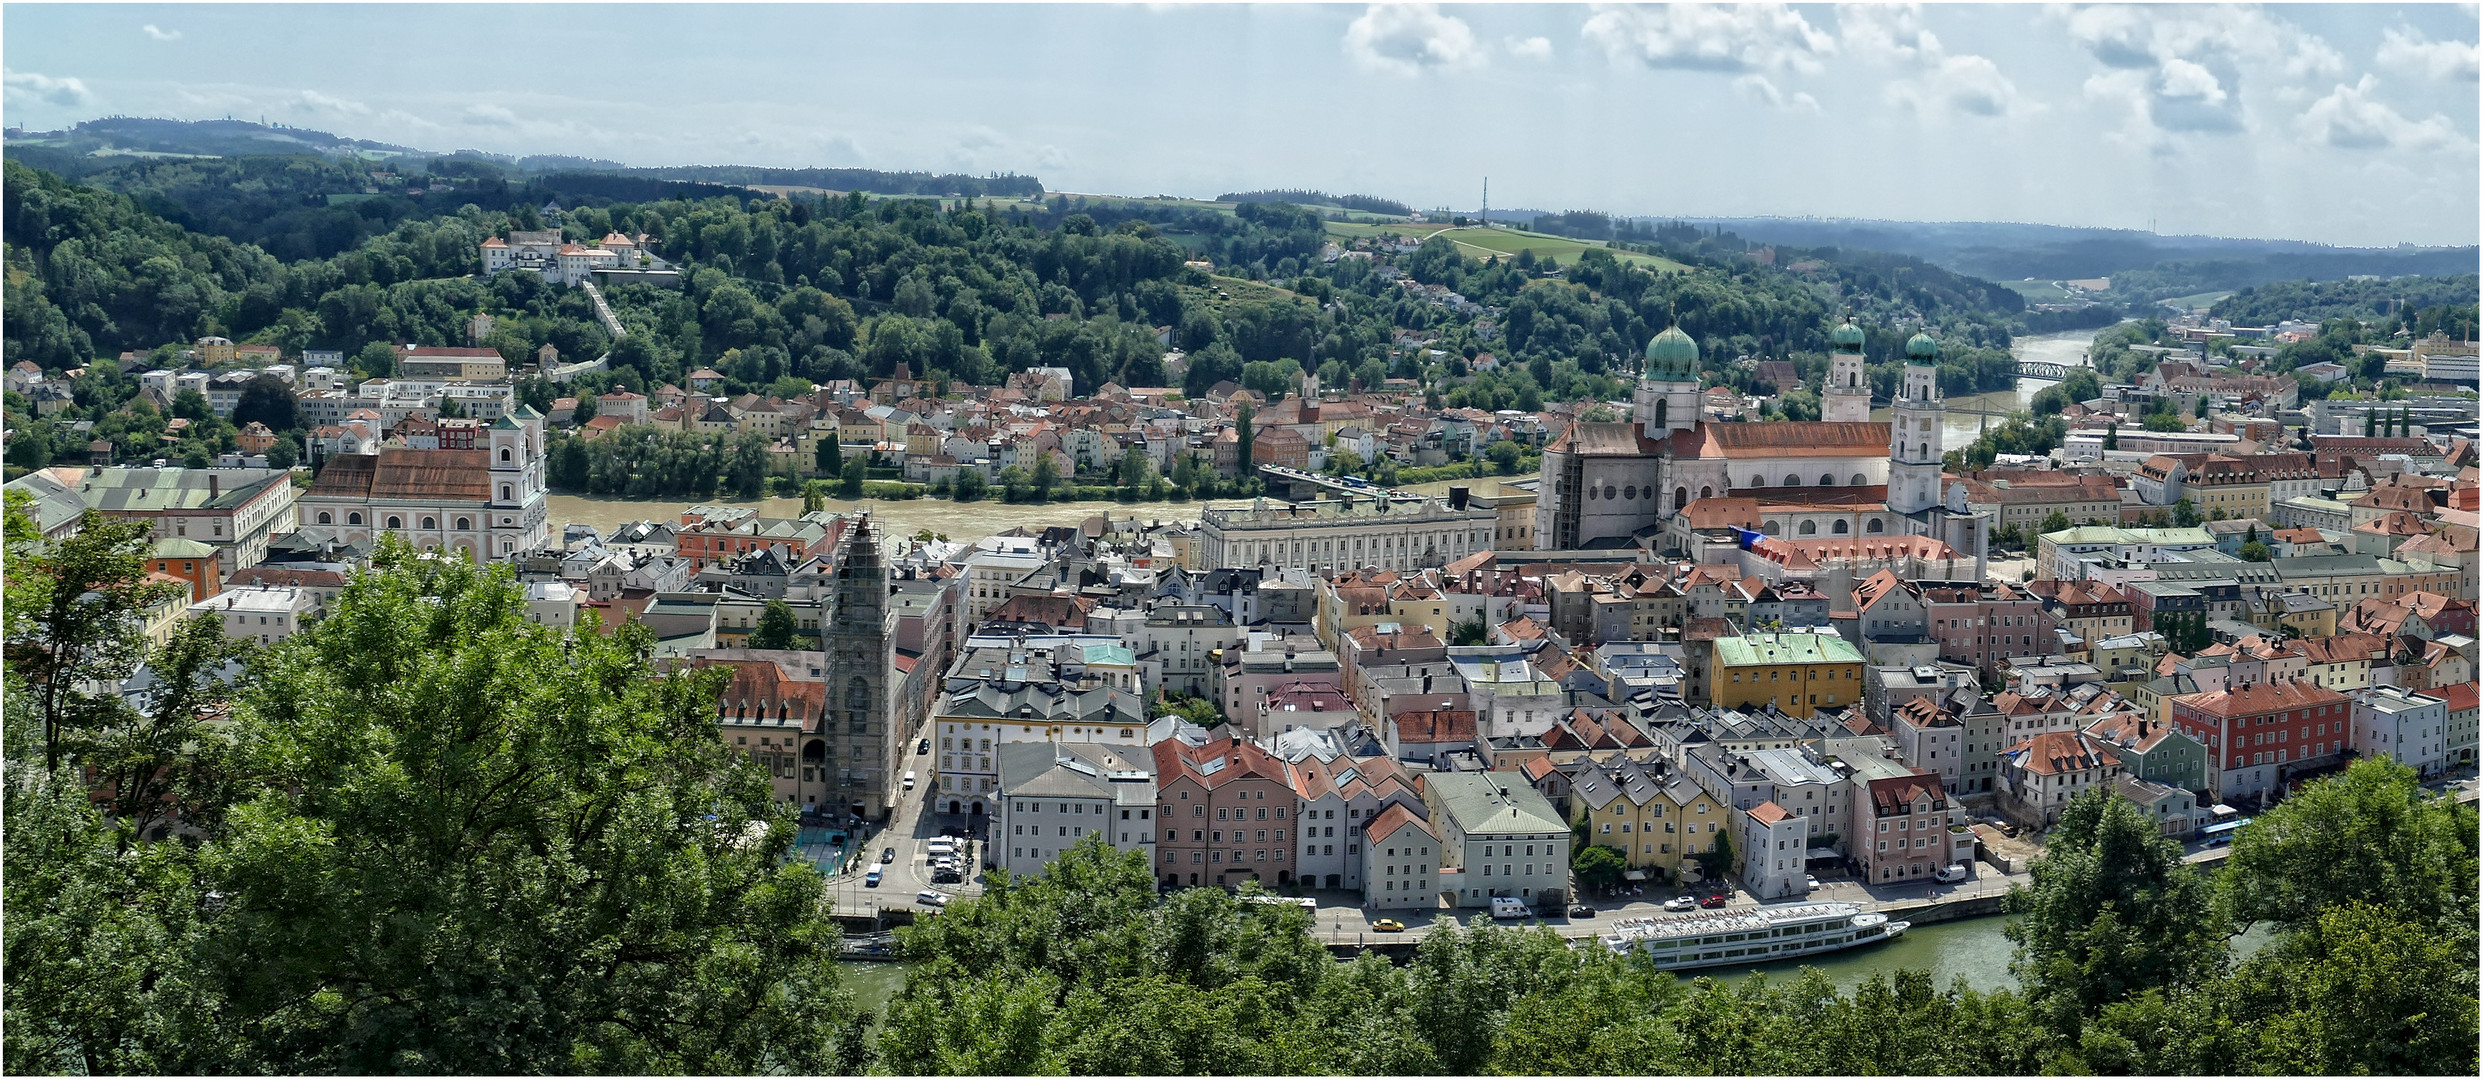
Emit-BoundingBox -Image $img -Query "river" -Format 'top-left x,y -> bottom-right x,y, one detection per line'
545,492 -> 1205,541
837,910 -> 2274,1010
1873,327 -> 2104,449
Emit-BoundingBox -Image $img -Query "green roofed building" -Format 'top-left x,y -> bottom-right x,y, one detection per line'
1711,631 -> 1867,719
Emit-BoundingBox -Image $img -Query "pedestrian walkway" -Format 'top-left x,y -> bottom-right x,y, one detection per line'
579,280 -> 627,341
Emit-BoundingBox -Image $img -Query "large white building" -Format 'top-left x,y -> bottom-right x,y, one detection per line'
1425,771 -> 1572,909
2353,685 -> 2450,778
294,405 -> 550,559
994,742 -> 1157,878
1533,321 -> 1987,571
1197,497 -> 1495,572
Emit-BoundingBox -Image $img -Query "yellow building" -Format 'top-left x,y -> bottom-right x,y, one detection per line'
1709,632 -> 1866,718
1567,755 -> 1729,886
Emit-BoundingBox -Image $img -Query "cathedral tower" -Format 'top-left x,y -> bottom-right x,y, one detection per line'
1635,324 -> 1702,439
825,516 -> 893,820
1887,330 -> 1946,515
1822,315 -> 1872,423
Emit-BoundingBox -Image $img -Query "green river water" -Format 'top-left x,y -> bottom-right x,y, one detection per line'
837,911 -> 2275,1013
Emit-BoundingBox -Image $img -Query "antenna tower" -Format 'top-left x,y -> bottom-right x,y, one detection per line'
1481,177 -> 1488,226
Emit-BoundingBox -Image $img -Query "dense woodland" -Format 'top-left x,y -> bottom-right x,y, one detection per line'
4,500 -> 2469,1074
4,151 -> 2086,493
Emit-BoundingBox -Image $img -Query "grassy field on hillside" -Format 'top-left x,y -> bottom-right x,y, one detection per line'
2000,280 -> 2077,302
2155,290 -> 2235,313
1327,222 -> 1687,272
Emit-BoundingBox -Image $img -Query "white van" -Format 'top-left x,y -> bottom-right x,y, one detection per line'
925,839 -> 956,858
1935,862 -> 1970,883
1489,896 -> 1531,919
902,770 -> 917,791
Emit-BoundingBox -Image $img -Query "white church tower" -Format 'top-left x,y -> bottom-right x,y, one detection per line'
1635,324 -> 1702,439
1822,315 -> 1872,424
1887,330 -> 1946,515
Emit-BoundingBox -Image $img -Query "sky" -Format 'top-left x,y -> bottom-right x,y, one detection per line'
3,3 -> 2478,248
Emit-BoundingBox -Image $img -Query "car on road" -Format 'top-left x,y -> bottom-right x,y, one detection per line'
1805,874 -> 1821,891
917,738 -> 930,755
1664,896 -> 1697,912
1567,904 -> 1595,919
1935,863 -> 1970,884
1698,894 -> 1728,909
881,847 -> 896,864
1372,918 -> 1406,932
901,770 -> 917,791
916,891 -> 949,907
863,870 -> 882,888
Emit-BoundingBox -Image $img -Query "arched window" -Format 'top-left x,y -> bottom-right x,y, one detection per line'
317,511 -> 332,524
1653,399 -> 1668,427
1700,486 -> 1713,500
1851,473 -> 1867,486
499,484 -> 513,502
1820,473 -> 1836,486
1674,486 -> 1689,509
386,516 -> 403,530
1918,443 -> 1928,458
1763,520 -> 1784,534
455,517 -> 471,530
500,538 -> 515,554
1797,521 -> 1818,535
421,517 -> 437,530
1866,519 -> 1884,534
1833,520 -> 1850,534
1750,475 -> 1766,488
1785,474 -> 1802,487
499,447 -> 512,463
348,512 -> 363,525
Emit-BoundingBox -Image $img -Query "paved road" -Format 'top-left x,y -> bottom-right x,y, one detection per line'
822,737 -> 989,916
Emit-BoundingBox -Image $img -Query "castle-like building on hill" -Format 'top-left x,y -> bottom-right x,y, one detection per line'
1535,318 -> 1988,576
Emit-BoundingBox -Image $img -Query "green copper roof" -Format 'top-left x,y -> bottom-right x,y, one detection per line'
1831,320 -> 1865,350
1644,325 -> 1698,380
1905,331 -> 1940,362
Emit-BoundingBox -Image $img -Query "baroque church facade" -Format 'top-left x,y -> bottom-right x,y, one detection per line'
1536,319 -> 1988,575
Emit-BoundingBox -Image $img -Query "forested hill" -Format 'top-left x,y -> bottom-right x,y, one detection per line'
2207,274 -> 2480,327
6,155 -> 2042,418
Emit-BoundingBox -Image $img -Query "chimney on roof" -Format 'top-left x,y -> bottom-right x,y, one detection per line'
207,474 -> 219,499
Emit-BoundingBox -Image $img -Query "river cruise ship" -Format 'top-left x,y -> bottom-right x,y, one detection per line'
1598,901 -> 1907,971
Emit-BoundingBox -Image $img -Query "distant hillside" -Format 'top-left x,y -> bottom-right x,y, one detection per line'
5,117 -> 1044,198
1656,216 -> 2478,304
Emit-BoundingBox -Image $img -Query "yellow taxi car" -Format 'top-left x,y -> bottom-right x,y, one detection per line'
1372,918 -> 1406,932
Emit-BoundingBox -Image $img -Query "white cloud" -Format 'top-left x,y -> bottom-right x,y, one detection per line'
2377,26 -> 2480,82
1843,4 -> 2025,121
1508,36 -> 1554,62
1891,53 -> 2027,119
2056,4 -> 2345,138
2299,74 -> 2467,152
142,24 -> 181,42
1343,4 -> 1484,76
3,69 -> 93,107
1581,3 -> 1835,75
293,89 -> 371,116
461,103 -> 519,128
1836,3 -> 1934,65
1733,73 -> 1821,113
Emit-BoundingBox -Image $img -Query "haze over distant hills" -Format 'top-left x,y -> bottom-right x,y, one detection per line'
7,116 -> 2472,295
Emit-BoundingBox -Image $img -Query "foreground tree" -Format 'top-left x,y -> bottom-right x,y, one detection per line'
3,538 -> 865,1074
2218,757 -> 2478,932
2005,786 -> 2224,1036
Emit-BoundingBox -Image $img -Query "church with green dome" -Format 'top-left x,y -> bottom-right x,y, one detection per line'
1534,319 -> 1991,579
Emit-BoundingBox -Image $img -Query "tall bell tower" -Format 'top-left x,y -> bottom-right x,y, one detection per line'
825,516 -> 893,820
1822,314 -> 1872,423
1887,330 -> 1946,515
1635,324 -> 1702,438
